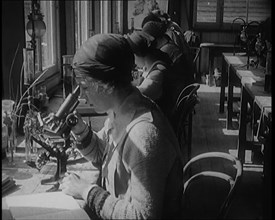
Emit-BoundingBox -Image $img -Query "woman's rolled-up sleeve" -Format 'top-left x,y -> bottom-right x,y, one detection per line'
85,120 -> 175,219
77,124 -> 108,167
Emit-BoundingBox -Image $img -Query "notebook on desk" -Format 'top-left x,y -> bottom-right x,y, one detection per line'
4,192 -> 90,220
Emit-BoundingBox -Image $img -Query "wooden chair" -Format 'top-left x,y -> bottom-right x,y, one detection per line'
176,83 -> 200,107
181,152 -> 243,219
171,83 -> 200,164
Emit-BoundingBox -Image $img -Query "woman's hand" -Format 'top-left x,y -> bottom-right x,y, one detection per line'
60,172 -> 97,200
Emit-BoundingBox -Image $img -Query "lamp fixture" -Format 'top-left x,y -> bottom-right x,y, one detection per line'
26,0 -> 46,50
232,17 -> 261,69
24,0 -> 46,104
240,26 -> 248,43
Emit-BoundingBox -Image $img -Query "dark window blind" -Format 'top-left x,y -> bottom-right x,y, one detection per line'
247,0 -> 271,22
196,0 -> 271,26
224,0 -> 247,23
197,0 -> 217,22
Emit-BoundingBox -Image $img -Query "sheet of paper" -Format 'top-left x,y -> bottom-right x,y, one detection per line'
15,209 -> 90,220
228,56 -> 245,65
5,192 -> 90,220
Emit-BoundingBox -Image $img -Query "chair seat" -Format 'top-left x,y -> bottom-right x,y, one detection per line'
181,152 -> 243,219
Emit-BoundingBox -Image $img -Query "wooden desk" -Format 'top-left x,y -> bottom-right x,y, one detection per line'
221,52 -> 271,164
2,153 -> 99,197
3,96 -> 105,197
255,103 -> 272,220
237,78 -> 270,163
2,148 -> 100,219
220,53 -> 266,129
237,78 -> 271,219
220,53 -> 246,114
200,43 -> 240,86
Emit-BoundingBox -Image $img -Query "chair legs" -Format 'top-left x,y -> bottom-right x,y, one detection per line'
180,114 -> 193,164
187,114 -> 193,160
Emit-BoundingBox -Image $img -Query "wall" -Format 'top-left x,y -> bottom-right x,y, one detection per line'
2,1 -> 26,100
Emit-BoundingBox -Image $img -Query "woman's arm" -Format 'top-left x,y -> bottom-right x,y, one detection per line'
137,68 -> 164,101
73,123 -> 108,167
71,113 -> 109,167
85,120 -> 176,219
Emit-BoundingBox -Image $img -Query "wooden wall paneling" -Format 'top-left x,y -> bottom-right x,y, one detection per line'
180,0 -> 190,31
59,1 -> 67,58
64,1 -> 75,55
94,1 -> 101,35
201,32 -> 236,44
2,1 -> 26,100
168,0 -> 181,25
107,0 -> 112,33
122,0 -> 128,34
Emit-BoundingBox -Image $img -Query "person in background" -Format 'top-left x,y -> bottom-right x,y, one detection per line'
142,21 -> 183,65
60,33 -> 184,219
141,10 -> 195,83
126,30 -> 183,121
141,21 -> 195,88
141,9 -> 191,57
126,30 -> 172,102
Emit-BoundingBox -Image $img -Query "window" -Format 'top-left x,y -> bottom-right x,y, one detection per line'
24,0 -> 60,79
194,0 -> 271,30
196,0 -> 217,23
73,1 -> 123,51
74,1 -> 90,51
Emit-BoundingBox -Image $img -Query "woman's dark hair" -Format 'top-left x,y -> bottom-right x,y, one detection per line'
126,31 -> 154,57
73,34 -> 135,88
141,12 -> 163,28
141,10 -> 170,29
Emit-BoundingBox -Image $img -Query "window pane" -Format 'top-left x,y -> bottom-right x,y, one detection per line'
224,0 -> 271,24
24,0 -> 55,71
247,0 -> 271,23
24,0 -> 40,72
224,0 -> 247,23
24,0 -> 32,42
75,1 -> 80,51
196,0 -> 217,23
40,1 -> 55,69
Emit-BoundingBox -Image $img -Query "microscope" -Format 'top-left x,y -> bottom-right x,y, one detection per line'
31,85 -> 81,191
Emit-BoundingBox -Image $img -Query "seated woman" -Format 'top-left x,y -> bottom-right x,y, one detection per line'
126,30 -> 172,102
141,10 -> 191,57
142,21 -> 195,88
127,30 -> 189,120
60,33 -> 184,219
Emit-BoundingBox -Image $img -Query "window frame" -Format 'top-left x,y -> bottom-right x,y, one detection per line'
24,0 -> 61,82
39,0 -> 61,80
193,0 -> 271,31
75,1 -> 90,51
73,0 -> 125,52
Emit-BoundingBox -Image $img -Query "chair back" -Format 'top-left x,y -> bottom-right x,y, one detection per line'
171,83 -> 200,164
175,83 -> 200,108
181,152 -> 243,219
190,47 -> 201,77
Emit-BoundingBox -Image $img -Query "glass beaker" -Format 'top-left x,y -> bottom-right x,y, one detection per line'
2,99 -> 15,114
